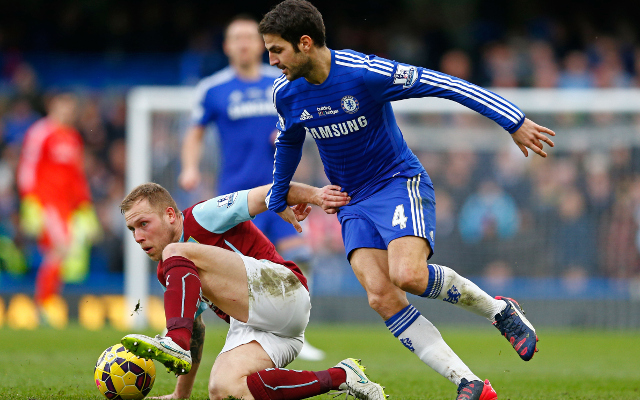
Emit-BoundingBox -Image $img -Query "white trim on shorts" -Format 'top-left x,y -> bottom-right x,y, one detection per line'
406,175 -> 427,238
218,255 -> 310,368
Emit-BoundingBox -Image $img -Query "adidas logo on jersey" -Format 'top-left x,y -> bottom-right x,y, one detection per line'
300,109 -> 313,120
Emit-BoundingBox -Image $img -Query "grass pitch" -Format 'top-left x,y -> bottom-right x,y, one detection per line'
1,323 -> 638,399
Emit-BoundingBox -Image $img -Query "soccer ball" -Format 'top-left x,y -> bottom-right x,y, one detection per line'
94,344 -> 156,400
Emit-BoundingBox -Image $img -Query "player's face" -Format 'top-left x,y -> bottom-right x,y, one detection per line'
224,20 -> 264,68
263,33 -> 313,81
124,199 -> 176,262
50,95 -> 78,126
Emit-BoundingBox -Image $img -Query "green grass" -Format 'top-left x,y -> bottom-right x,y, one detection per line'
1,323 -> 639,399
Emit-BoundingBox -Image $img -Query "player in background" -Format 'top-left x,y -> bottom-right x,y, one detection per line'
259,1 -> 556,399
119,182 -> 386,400
17,93 -> 101,327
178,14 -> 325,361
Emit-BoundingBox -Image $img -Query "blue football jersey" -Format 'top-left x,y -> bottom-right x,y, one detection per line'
266,49 -> 525,212
192,65 -> 282,194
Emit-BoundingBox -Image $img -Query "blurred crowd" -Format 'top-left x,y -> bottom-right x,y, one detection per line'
412,142 -> 640,282
2,1 -> 640,291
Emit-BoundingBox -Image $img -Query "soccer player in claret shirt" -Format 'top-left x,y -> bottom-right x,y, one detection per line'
179,14 -> 325,361
258,1 -> 556,399
119,182 -> 386,400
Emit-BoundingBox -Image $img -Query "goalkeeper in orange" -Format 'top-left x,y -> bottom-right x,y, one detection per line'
17,93 -> 101,325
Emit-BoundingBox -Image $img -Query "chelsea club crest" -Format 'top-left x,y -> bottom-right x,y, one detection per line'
341,95 -> 359,114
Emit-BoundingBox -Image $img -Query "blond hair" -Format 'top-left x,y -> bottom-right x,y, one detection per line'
120,182 -> 179,215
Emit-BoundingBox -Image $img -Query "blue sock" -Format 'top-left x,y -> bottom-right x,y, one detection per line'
420,264 -> 445,298
419,263 -> 505,320
385,304 -> 420,338
384,303 -> 478,385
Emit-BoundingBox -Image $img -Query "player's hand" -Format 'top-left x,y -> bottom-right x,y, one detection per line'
314,185 -> 350,214
20,195 -> 45,237
278,206 -> 304,233
178,168 -> 201,191
71,202 -> 102,242
511,118 -> 556,158
291,203 -> 313,222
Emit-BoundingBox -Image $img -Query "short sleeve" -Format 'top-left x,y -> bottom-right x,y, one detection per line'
191,190 -> 254,234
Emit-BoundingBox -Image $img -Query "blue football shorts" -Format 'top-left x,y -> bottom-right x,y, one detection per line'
252,209 -> 299,245
337,171 -> 436,259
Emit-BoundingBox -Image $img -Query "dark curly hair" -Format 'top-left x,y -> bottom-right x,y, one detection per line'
258,0 -> 326,51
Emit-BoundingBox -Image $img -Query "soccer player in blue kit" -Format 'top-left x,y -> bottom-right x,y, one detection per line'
178,14 -> 325,361
258,1 -> 556,399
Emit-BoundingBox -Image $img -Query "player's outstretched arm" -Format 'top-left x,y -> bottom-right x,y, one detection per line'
248,182 -> 350,232
510,118 -> 556,158
248,184 -> 306,233
248,182 -> 350,217
178,125 -> 206,191
148,315 -> 205,399
277,183 -> 351,233
288,182 -> 350,214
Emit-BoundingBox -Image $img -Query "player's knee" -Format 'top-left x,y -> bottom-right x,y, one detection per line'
389,260 -> 425,293
161,242 -> 185,260
366,290 -> 404,318
366,291 -> 386,313
208,379 -> 241,400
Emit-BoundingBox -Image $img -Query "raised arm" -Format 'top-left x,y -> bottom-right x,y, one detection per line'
178,125 -> 206,191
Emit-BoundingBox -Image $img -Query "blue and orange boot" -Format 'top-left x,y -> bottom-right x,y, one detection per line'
493,296 -> 539,361
456,379 -> 497,400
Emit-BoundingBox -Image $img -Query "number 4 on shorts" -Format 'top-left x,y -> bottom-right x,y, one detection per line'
392,204 -> 408,229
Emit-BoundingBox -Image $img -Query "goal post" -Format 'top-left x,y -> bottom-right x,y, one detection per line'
125,87 -> 640,328
125,87 -> 195,328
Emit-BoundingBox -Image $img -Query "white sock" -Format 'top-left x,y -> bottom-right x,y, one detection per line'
421,264 -> 506,321
385,304 -> 479,386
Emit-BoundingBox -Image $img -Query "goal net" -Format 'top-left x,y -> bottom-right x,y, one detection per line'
126,87 -> 640,327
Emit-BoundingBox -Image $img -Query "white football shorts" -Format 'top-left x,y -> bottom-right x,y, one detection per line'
218,255 -> 310,368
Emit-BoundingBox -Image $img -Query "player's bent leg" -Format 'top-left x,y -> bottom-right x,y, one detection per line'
386,236 -> 431,294
388,237 -> 507,320
350,248 -> 481,389
349,247 -> 410,319
162,242 -> 250,322
241,353 -> 386,400
386,237 -> 539,361
209,341 -> 274,400
158,255 -> 202,351
387,237 -> 537,361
